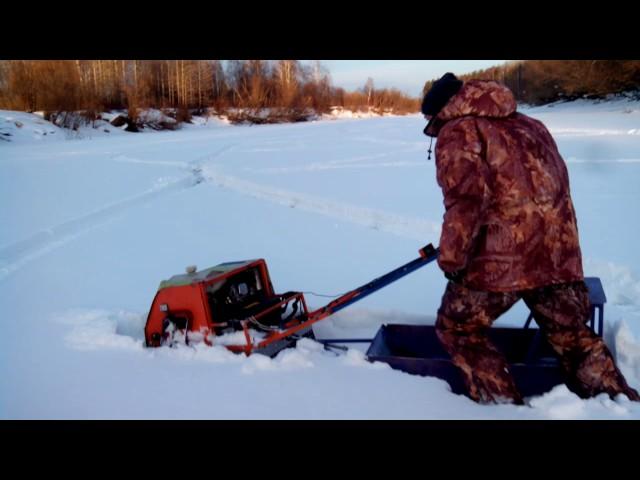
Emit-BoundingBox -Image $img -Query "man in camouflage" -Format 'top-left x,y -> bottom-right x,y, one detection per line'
422,73 -> 639,404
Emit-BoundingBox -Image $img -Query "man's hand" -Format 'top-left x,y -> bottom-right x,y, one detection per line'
444,269 -> 465,284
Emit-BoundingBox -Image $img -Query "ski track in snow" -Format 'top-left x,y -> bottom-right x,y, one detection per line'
244,147 -> 426,174
109,155 -> 188,168
0,140 -> 441,281
201,165 -> 441,241
0,175 -> 199,282
0,144 -> 235,282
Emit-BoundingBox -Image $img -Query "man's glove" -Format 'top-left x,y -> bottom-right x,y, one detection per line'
444,269 -> 466,284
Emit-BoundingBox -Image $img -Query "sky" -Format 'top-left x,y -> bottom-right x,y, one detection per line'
314,60 -> 507,97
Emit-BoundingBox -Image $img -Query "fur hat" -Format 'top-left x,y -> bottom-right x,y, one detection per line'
421,72 -> 463,117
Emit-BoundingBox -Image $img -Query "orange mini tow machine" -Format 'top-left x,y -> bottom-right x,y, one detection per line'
144,244 -> 439,357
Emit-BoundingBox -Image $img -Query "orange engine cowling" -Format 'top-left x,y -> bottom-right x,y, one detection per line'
144,259 -> 278,348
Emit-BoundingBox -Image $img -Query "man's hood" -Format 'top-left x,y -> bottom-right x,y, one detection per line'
425,80 -> 517,137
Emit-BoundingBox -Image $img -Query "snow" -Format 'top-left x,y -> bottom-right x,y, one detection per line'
1,97 -> 640,419
1,110 -> 65,143
324,107 -> 393,119
527,385 -> 633,419
135,108 -> 176,125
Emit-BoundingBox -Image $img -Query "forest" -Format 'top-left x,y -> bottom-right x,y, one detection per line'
423,60 -> 640,105
2,60 -> 638,128
0,60 -> 419,124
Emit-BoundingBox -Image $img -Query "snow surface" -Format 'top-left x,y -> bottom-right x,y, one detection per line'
2,99 -> 640,419
1,110 -> 65,143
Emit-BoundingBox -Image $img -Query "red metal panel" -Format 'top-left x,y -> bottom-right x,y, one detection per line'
144,284 -> 210,346
145,259 -> 276,347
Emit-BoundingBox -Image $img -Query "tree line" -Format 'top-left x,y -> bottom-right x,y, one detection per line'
0,60 -> 419,123
423,60 -> 640,105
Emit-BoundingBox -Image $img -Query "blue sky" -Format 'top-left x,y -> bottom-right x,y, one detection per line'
314,60 -> 507,97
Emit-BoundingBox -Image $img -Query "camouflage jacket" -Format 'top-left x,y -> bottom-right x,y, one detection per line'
427,80 -> 584,292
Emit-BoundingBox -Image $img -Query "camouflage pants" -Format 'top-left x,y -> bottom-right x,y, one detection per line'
436,280 -> 640,405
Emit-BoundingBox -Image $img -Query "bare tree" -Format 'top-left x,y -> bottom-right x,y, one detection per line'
364,77 -> 374,108
274,60 -> 301,109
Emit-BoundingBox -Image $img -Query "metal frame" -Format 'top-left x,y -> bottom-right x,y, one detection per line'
227,244 -> 440,355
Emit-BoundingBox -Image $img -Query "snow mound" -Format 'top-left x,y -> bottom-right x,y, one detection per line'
611,321 -> 640,383
584,258 -> 640,307
133,109 -> 180,131
51,308 -> 337,373
50,307 -> 399,378
186,114 -> 232,128
323,107 -> 405,120
528,384 -> 632,419
137,108 -> 175,125
241,339 -> 320,374
0,110 -> 64,144
54,309 -> 145,351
